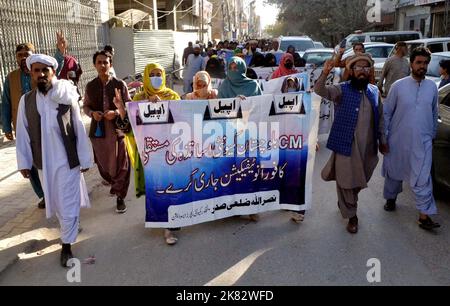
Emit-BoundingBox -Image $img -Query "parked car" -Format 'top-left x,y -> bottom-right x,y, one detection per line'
302,48 -> 334,67
375,38 -> 450,81
341,30 -> 422,49
340,43 -> 394,80
342,42 -> 394,64
433,82 -> 450,197
279,36 -> 315,57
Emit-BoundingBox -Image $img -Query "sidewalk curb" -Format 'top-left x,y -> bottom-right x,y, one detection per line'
0,175 -> 103,276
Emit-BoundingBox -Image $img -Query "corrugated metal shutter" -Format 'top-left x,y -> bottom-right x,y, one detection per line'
133,30 -> 175,75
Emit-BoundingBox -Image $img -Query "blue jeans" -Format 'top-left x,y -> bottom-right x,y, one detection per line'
30,166 -> 44,199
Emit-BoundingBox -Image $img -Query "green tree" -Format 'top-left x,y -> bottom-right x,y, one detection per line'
266,0 -> 373,45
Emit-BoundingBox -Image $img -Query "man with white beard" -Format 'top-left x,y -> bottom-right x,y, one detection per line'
15,54 -> 93,267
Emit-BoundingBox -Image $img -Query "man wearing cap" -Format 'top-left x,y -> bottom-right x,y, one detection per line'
382,47 -> 440,231
315,53 -> 386,234
184,44 -> 204,93
1,43 -> 48,209
334,42 -> 376,84
15,54 -> 93,267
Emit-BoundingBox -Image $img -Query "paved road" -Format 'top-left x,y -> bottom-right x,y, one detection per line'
0,142 -> 449,285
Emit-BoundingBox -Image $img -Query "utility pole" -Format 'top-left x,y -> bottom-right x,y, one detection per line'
201,0 -> 204,43
173,1 -> 177,31
153,0 -> 158,30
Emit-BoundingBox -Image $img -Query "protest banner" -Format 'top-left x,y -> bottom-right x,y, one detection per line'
127,73 -> 320,228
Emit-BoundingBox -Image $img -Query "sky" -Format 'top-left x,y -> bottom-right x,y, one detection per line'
249,0 -> 280,29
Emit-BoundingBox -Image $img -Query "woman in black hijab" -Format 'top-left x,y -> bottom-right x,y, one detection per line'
287,45 -> 306,67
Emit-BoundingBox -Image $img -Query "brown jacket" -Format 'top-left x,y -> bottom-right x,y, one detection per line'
7,69 -> 36,131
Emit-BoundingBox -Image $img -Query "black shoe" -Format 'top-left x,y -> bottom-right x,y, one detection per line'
38,198 -> 45,209
116,197 -> 127,213
347,216 -> 358,234
384,199 -> 396,211
60,244 -> 74,268
418,216 -> 440,231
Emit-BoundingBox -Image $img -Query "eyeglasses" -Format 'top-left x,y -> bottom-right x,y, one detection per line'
353,66 -> 371,72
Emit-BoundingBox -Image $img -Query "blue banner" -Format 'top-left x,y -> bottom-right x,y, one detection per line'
127,73 -> 319,228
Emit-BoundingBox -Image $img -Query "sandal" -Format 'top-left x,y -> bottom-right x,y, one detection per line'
291,211 -> 305,223
164,229 -> 178,245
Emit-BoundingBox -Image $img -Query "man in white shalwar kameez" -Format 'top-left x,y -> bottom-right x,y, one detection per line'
382,47 -> 440,230
16,54 -> 93,267
183,44 -> 204,93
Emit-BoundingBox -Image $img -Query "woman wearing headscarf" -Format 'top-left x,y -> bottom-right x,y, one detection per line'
217,57 -> 262,222
125,62 -> 181,245
287,45 -> 306,67
249,52 -> 265,67
218,56 -> 262,99
264,53 -> 277,67
205,55 -> 226,79
185,71 -> 218,100
270,53 -> 298,79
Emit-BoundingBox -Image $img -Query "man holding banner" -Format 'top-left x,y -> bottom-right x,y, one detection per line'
315,54 -> 386,234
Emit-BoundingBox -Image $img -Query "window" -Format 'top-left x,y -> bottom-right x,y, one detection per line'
366,47 -> 385,58
370,35 -> 386,42
303,52 -> 333,67
428,43 -> 444,53
447,42 -> 450,51
426,55 -> 445,77
420,19 -> 426,36
383,46 -> 394,57
280,40 -> 315,52
401,33 -> 420,41
441,93 -> 450,107
409,20 -> 415,30
348,35 -> 366,44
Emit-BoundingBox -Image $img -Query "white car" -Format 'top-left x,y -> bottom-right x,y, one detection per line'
375,38 -> 450,81
279,36 -> 315,57
342,42 -> 394,64
341,30 -> 421,49
376,51 -> 450,86
341,43 -> 394,80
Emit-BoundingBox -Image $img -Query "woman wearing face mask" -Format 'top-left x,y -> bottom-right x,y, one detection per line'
218,56 -> 262,99
271,53 -> 298,79
185,71 -> 218,100
126,63 -> 181,245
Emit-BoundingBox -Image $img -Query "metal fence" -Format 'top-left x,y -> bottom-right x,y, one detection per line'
0,0 -> 105,127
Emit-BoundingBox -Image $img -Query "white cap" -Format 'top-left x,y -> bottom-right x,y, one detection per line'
26,54 -> 58,71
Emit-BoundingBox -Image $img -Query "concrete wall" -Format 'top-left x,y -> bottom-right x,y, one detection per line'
110,27 -> 136,79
